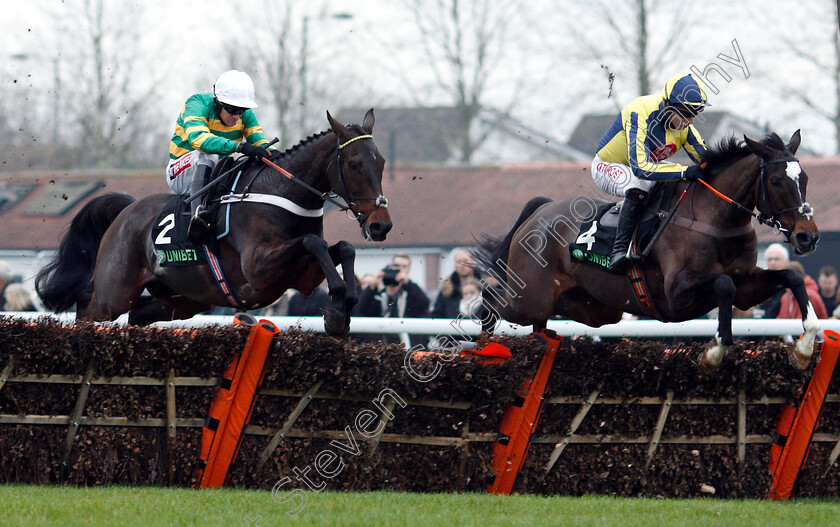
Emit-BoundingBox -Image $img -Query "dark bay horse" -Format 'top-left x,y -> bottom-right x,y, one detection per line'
36,109 -> 391,335
478,131 -> 820,370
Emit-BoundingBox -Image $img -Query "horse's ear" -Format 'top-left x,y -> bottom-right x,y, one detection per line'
362,108 -> 375,134
744,135 -> 773,159
787,129 -> 802,155
326,111 -> 350,141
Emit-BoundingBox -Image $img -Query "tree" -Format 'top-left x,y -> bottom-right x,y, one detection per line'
223,1 -> 299,148
763,0 -> 840,154
562,0 -> 697,105
224,1 -> 365,148
53,0 -> 168,168
390,0 -> 537,163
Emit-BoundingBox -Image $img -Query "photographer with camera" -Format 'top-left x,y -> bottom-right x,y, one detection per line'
356,254 -> 430,346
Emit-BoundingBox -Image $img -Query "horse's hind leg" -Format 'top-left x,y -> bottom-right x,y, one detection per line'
82,230 -> 150,321
128,295 -> 212,325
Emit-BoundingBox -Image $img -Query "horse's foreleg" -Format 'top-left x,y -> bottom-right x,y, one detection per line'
734,268 -> 818,369
699,274 -> 736,373
328,241 -> 357,325
300,235 -> 349,336
785,271 -> 820,369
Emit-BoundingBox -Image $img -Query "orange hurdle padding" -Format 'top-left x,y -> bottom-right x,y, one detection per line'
488,330 -> 561,495
196,313 -> 259,488
196,314 -> 280,489
205,319 -> 280,487
769,403 -> 798,476
769,330 -> 840,500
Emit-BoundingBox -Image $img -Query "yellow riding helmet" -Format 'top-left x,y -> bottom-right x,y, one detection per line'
662,73 -> 707,116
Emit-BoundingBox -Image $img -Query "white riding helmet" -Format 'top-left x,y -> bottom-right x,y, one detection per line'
213,70 -> 258,109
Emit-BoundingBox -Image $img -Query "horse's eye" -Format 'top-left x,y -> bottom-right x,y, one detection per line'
769,176 -> 781,187
348,160 -> 359,171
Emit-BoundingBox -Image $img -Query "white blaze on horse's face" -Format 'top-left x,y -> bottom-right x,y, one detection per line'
786,161 -> 803,201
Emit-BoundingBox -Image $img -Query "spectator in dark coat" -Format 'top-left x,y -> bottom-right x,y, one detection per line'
431,249 -> 482,318
356,255 -> 429,346
818,266 -> 838,316
288,283 -> 330,316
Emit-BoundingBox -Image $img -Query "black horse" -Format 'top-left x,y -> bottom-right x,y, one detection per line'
37,110 -> 391,335
478,131 -> 820,370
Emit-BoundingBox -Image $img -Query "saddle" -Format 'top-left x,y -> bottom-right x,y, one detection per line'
569,182 -> 678,273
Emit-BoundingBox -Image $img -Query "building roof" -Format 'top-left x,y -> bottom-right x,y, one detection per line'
1,157 -> 838,251
335,106 -> 588,165
0,169 -> 169,251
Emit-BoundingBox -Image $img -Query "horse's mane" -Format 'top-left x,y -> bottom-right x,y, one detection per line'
270,124 -> 369,161
700,132 -> 788,168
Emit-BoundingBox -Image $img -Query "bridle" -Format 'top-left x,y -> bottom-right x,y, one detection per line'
330,134 -> 389,226
697,156 -> 814,236
257,133 -> 389,227
754,157 -> 813,233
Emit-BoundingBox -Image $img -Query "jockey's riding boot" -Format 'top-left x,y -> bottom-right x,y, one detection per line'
187,164 -> 213,244
608,188 -> 648,272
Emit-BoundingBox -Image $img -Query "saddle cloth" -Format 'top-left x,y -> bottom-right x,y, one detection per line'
151,195 -> 210,268
568,183 -> 676,272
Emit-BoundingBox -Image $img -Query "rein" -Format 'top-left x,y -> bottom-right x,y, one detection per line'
696,157 -> 813,235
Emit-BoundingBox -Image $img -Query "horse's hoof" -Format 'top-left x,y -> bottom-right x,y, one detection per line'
697,354 -> 718,375
787,346 -> 811,370
324,305 -> 348,337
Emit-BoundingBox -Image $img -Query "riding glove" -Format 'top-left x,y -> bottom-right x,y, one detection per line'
682,164 -> 704,181
239,142 -> 270,159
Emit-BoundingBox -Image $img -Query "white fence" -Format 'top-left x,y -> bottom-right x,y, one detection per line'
3,311 -> 839,343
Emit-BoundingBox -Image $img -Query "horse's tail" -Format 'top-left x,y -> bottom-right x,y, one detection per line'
474,196 -> 553,280
35,193 -> 136,313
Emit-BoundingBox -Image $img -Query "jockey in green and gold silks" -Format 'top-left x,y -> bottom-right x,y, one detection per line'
168,92 -> 271,165
165,70 -> 274,243
591,73 -> 709,271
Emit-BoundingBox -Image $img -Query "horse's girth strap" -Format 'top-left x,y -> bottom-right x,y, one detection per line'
671,215 -> 754,238
219,193 -> 324,218
202,245 -> 241,308
627,250 -> 663,321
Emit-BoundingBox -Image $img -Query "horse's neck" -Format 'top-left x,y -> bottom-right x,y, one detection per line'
699,156 -> 759,225
256,135 -> 336,209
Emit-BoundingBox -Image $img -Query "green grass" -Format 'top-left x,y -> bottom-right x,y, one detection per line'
1,486 -> 839,527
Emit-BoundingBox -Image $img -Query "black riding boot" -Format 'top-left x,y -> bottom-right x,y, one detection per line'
608,188 -> 648,272
187,164 -> 212,244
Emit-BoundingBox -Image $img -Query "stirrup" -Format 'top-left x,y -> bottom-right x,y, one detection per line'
609,249 -> 643,271
187,211 -> 210,243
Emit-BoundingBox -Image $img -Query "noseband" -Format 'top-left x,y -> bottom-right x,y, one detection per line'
755,157 -> 814,235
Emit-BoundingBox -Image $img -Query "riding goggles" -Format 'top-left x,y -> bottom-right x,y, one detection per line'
220,103 -> 248,116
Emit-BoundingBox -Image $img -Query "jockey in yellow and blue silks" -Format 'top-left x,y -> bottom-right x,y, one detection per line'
591,73 -> 709,271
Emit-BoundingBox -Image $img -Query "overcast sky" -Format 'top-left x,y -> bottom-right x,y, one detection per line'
3,0 -> 839,156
